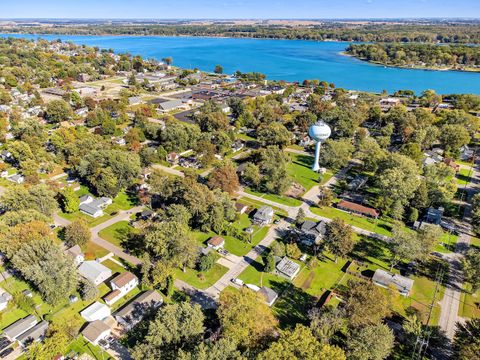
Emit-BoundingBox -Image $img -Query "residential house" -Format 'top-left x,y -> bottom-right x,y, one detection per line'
258,286 -> 278,307
3,315 -> 38,341
128,97 -> 141,106
425,207 -> 444,225
460,145 -> 474,161
372,269 -> 414,296
337,200 -> 379,218
82,320 -> 111,345
253,206 -> 274,225
348,175 -> 368,191
78,261 -> 112,286
114,290 -> 163,330
104,272 -> 139,306
0,288 -> 12,311
207,236 -> 225,250
158,99 -> 183,113
166,152 -> 180,165
234,202 -> 249,215
79,195 -> 112,218
231,140 -> 244,153
276,257 -> 301,280
7,174 -> 24,184
0,150 -> 11,161
444,158 -> 460,172
80,302 -> 111,322
77,73 -> 91,82
64,245 -> 85,266
299,220 -> 326,246
17,320 -> 49,347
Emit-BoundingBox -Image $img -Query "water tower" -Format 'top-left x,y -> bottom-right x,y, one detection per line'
308,121 -> 331,172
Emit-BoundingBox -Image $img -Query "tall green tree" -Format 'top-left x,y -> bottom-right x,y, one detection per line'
347,323 -> 395,360
325,218 -> 354,262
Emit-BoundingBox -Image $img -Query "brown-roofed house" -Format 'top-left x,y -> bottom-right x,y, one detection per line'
82,320 -> 111,345
103,271 -> 139,306
207,236 -> 225,250
337,200 -> 379,218
444,158 -> 460,173
103,289 -> 122,306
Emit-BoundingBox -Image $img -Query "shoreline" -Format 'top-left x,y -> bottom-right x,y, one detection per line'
342,52 -> 480,74
1,30 -> 478,46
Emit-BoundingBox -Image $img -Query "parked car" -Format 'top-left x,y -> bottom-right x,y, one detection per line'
0,348 -> 13,358
0,338 -> 10,351
231,278 -> 244,286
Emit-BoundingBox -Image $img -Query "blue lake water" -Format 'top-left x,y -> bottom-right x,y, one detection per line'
2,33 -> 480,94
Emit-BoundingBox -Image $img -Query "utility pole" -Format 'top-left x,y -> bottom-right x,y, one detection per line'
411,266 -> 445,360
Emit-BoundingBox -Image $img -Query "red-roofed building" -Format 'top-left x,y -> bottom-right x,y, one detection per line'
337,200 -> 379,219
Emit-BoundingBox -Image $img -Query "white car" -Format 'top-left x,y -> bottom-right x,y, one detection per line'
231,278 -> 244,286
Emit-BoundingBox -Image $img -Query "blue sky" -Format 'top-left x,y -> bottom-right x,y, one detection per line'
0,0 -> 478,19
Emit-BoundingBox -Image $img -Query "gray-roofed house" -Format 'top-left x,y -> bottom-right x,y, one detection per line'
78,261 -> 112,285
3,315 -> 38,341
276,257 -> 301,280
7,174 -> 24,184
64,245 -> 85,266
372,269 -> 414,296
258,286 -> 278,307
79,195 -> 112,218
253,206 -> 274,226
114,290 -> 163,330
82,320 -> 111,345
17,320 -> 49,347
425,207 -> 444,225
158,99 -> 183,113
299,220 -> 327,246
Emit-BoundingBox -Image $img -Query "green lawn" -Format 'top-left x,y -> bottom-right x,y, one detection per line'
456,167 -> 473,186
459,284 -> 480,319
434,233 -> 459,253
98,221 -> 138,248
244,188 -> 303,207
310,204 -> 395,237
237,196 -> 289,218
102,259 -> 127,274
293,256 -> 349,297
175,263 -> 228,290
286,153 -> 321,192
65,336 -> 113,360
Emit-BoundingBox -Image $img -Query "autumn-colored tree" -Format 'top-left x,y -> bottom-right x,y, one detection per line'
64,219 -> 91,247
258,325 -> 346,360
208,161 -> 240,195
218,288 -> 277,350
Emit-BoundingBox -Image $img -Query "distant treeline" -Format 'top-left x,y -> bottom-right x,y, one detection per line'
346,43 -> 480,70
3,23 -> 480,43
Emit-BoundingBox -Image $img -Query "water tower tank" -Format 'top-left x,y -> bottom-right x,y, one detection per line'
309,121 -> 331,142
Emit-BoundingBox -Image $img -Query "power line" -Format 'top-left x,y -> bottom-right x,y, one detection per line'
411,265 -> 445,360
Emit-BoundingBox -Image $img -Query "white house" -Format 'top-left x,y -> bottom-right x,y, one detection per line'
78,261 -> 112,285
0,287 -> 12,311
64,245 -> 85,266
207,236 -> 225,250
81,302 -> 111,322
